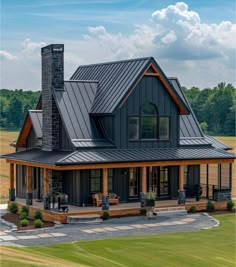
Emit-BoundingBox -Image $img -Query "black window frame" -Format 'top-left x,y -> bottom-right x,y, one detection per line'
90,169 -> 102,193
128,102 -> 171,141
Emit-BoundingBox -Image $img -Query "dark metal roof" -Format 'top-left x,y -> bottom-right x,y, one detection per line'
28,110 -> 42,139
54,81 -> 113,148
58,147 -> 235,165
3,147 -> 234,166
179,137 -> 211,146
71,57 -> 151,114
204,136 -> 230,150
169,78 -> 203,138
1,149 -> 70,165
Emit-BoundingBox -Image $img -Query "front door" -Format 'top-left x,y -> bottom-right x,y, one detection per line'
147,167 -> 170,199
159,167 -> 169,198
128,168 -> 140,201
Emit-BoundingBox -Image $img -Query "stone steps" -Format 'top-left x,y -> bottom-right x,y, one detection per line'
67,214 -> 103,224
153,206 -> 187,216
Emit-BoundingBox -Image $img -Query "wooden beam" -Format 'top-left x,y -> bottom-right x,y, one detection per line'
144,73 -> 160,77
141,166 -> 147,193
6,158 -> 234,171
9,163 -> 14,189
26,166 -> 32,193
17,115 -> 32,147
179,165 -> 184,190
44,168 -> 49,195
102,168 -> 108,196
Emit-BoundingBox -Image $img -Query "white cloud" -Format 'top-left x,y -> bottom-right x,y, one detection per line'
1,2 -> 235,90
0,50 -> 18,60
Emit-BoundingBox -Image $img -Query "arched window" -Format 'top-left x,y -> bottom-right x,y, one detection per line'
128,102 -> 170,140
140,103 -> 158,139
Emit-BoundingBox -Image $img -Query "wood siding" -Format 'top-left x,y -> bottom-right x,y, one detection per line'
114,76 -> 179,149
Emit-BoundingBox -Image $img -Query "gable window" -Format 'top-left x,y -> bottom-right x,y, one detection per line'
128,102 -> 170,140
141,103 -> 157,139
90,169 -> 101,193
128,117 -> 139,140
159,117 -> 170,140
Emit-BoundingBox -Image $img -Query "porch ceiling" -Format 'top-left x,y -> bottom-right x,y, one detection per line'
2,147 -> 235,170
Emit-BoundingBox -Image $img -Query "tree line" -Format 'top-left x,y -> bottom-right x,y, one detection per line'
0,83 -> 235,136
183,83 -> 235,136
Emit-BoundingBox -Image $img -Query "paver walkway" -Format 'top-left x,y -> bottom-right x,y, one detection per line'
0,211 -> 218,247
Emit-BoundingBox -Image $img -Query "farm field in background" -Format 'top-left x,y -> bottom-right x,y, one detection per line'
0,131 -> 235,199
1,214 -> 235,267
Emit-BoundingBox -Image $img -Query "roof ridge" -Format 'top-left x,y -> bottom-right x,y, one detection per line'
65,80 -> 99,83
78,57 -> 153,68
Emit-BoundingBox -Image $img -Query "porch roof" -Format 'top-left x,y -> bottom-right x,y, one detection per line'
2,147 -> 235,166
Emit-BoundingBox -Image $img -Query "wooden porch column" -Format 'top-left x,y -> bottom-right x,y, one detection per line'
44,168 -> 49,196
102,168 -> 108,196
179,165 -> 184,191
9,163 -> 14,189
26,166 -> 33,205
9,163 -> 16,201
141,167 -> 147,193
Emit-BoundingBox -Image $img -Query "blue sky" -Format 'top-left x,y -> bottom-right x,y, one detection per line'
1,0 -> 235,90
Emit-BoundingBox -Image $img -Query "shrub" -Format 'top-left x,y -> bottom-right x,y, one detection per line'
206,200 -> 215,212
19,212 -> 27,220
102,211 -> 110,220
34,219 -> 43,228
20,219 -> 29,227
189,206 -> 197,213
8,202 -> 18,214
227,200 -> 235,211
34,209 -> 43,220
21,206 -> 29,216
140,208 -> 147,215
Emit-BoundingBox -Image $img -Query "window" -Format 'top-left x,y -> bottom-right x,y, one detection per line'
140,103 -> 157,139
141,117 -> 157,139
128,117 -> 139,140
128,102 -> 170,140
90,169 -> 101,193
159,117 -> 170,139
129,168 -> 138,197
108,169 -> 113,192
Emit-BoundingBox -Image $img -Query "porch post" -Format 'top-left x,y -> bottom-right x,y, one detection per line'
43,168 -> 50,210
141,167 -> 147,193
26,166 -> 33,205
178,165 -> 185,204
102,168 -> 108,196
44,168 -> 49,196
9,163 -> 15,201
179,165 -> 184,191
229,163 -> 232,190
206,164 -> 209,199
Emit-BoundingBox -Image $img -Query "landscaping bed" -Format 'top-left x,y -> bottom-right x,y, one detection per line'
2,213 -> 54,230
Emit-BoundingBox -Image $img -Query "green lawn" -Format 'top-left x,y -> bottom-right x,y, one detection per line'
1,214 -> 235,267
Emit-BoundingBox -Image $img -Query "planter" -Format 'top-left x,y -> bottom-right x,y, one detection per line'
145,199 -> 155,207
178,190 -> 186,204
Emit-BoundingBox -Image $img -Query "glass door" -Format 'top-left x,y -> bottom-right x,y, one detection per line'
159,167 -> 169,196
128,168 -> 139,199
147,167 -> 158,194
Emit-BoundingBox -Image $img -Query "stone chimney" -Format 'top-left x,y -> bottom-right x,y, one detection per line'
41,44 -> 64,151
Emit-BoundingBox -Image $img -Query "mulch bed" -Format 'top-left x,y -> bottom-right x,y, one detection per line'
2,213 -> 54,230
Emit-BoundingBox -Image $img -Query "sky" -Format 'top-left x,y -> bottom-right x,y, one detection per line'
0,0 -> 235,91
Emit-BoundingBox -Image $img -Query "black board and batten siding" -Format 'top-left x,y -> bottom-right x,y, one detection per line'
114,76 -> 179,149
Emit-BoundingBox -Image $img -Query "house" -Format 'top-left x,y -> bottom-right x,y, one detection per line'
2,44 -> 235,209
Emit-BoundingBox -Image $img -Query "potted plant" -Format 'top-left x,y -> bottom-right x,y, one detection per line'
145,192 -> 156,207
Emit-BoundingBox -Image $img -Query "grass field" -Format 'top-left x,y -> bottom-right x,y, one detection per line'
1,214 -> 235,267
0,131 -> 235,198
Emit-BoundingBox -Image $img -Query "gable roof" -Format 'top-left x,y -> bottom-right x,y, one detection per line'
169,78 -> 203,138
71,57 -> 190,115
17,110 -> 42,147
53,80 -> 114,148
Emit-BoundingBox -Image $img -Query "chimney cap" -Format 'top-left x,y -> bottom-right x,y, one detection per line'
41,44 -> 64,55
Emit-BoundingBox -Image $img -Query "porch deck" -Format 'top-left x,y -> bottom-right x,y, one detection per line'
13,197 -> 227,223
